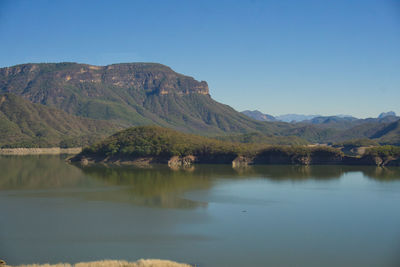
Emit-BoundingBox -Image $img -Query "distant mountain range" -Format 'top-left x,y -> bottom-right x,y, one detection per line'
276,114 -> 323,122
0,62 -> 399,147
242,110 -> 397,123
241,109 -> 399,144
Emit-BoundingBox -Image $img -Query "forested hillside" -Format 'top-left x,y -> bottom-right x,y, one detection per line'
0,93 -> 120,147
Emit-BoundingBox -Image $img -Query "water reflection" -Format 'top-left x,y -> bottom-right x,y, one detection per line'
0,155 -> 99,190
1,156 -> 400,267
237,165 -> 400,182
80,165 -> 213,209
0,156 -> 399,210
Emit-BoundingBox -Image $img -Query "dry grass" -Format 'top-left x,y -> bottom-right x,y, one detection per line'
6,259 -> 191,267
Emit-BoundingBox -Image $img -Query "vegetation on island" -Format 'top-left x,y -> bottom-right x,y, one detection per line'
81,126 -> 248,159
215,132 -> 309,145
364,145 -> 400,158
78,126 -> 346,165
333,138 -> 379,148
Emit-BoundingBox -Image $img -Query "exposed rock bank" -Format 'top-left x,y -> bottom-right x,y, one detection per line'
70,151 -> 400,167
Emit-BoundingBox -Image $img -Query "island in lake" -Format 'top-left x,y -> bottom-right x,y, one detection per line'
70,126 -> 400,167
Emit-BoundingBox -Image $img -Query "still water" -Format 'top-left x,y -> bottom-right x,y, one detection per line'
0,155 -> 400,267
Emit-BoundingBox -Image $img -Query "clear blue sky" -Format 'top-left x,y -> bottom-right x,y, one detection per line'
1,0 -> 399,118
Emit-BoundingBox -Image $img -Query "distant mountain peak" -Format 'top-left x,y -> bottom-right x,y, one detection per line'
242,112 -> 360,123
378,111 -> 396,118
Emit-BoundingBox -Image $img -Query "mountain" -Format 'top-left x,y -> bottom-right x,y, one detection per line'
282,125 -> 340,144
297,116 -> 360,130
0,63 -> 285,135
274,114 -> 321,123
241,110 -> 276,121
316,118 -> 400,145
378,111 -> 396,118
241,111 -> 326,123
303,114 -> 399,126
307,116 -> 357,124
288,113 -> 399,144
0,93 -> 120,147
241,111 -> 364,130
371,120 -> 400,145
0,62 -> 398,147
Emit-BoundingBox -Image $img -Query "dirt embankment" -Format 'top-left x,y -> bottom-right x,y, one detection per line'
0,147 -> 82,155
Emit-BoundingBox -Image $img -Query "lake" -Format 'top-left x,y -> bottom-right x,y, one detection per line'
1,155 -> 400,267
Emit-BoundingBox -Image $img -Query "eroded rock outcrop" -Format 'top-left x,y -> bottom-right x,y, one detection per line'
168,155 -> 197,167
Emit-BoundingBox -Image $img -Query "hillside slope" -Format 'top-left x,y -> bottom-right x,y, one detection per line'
0,93 -> 120,147
372,120 -> 400,145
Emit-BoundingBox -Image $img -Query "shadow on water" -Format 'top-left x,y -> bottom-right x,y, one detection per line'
1,155 -> 400,209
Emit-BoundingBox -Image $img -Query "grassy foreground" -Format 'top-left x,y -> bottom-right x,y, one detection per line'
4,259 -> 191,267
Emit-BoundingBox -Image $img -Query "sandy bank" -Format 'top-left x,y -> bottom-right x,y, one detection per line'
3,259 -> 191,267
0,147 -> 82,155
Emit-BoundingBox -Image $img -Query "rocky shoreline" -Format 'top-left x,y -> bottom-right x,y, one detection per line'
70,152 -> 400,167
0,147 -> 82,155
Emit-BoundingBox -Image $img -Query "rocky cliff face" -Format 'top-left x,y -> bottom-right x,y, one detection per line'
0,63 -> 209,104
